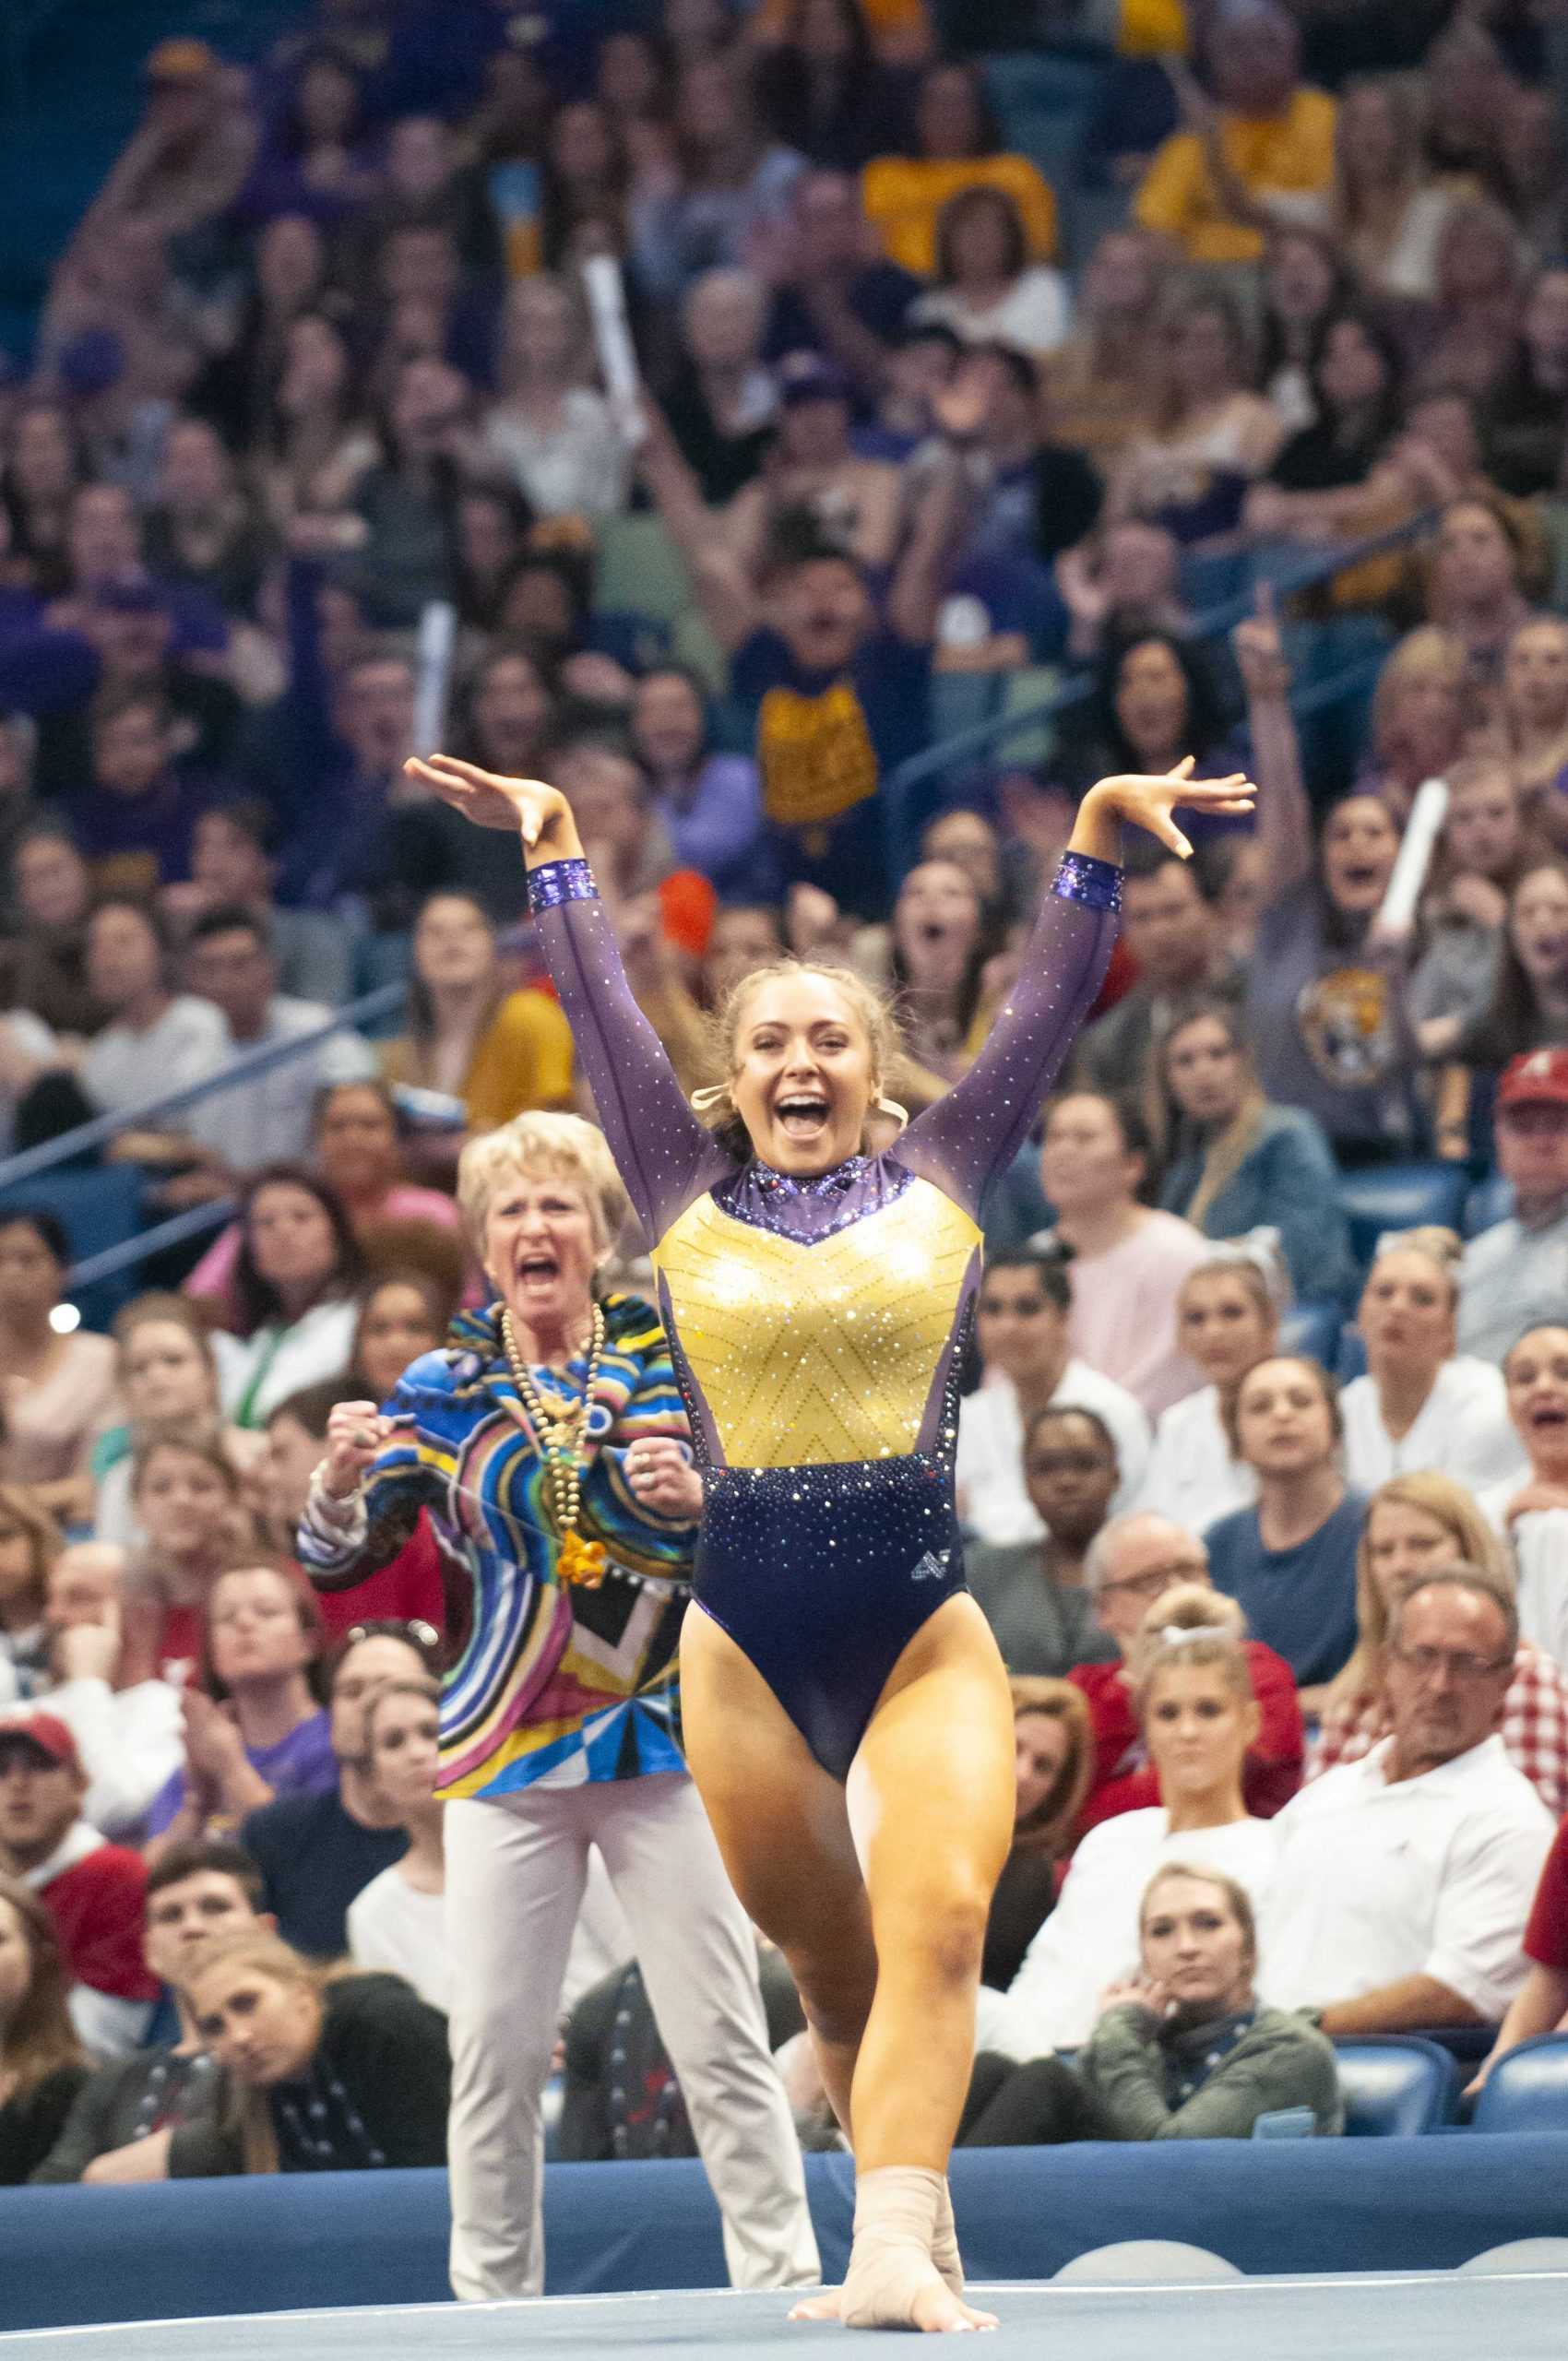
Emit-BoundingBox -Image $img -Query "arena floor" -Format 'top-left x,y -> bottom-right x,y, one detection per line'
1,2273 -> 1564,2360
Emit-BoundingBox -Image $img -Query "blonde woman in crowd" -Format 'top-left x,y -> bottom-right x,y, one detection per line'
1339,1230 -> 1526,1496
1137,1246 -> 1280,1536
1311,1471 -> 1568,1817
976,1588 -> 1279,2059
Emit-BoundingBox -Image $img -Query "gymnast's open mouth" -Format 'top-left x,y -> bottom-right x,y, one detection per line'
775,1093 -> 831,1141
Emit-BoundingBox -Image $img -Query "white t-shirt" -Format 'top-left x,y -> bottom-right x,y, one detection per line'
349,1869 -> 450,2011
1261,1735 -> 1552,2022
976,1808 -> 1280,2057
1339,1357 -> 1526,1497
80,994 -> 228,1117
186,996 -> 376,1172
911,267 -> 1072,355
956,1361 -> 1151,1545
348,1847 -> 633,2019
1137,1383 -> 1257,1532
1478,1484 -> 1568,1679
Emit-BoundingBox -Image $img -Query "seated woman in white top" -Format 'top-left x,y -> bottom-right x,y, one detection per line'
1479,1325 -> 1568,1677
212,1168 -> 364,1431
910,186 -> 1070,358
1139,1242 -> 1282,1532
1033,1092 -> 1210,1418
956,1245 -> 1150,1544
1340,1229 -> 1525,1496
976,1589 -> 1279,2058
348,1679 -> 449,2011
348,1679 -> 632,2017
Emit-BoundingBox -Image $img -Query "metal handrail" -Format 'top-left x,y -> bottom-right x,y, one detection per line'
884,506 -> 1439,872
68,1196 -> 236,1292
0,982 -> 405,1194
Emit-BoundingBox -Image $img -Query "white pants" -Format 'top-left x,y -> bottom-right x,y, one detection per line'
445,1771 -> 820,2300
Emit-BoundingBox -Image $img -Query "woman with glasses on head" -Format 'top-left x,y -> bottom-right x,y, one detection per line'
1311,1471 -> 1568,1818
299,1111 -> 818,2308
978,1591 -> 1280,2063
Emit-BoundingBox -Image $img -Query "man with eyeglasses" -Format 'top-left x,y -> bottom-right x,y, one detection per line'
1067,1513 -> 1304,1830
1262,1569 -> 1553,2035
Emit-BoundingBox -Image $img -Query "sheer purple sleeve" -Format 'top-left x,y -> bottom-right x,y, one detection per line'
898,853 -> 1122,1221
529,860 -> 731,1241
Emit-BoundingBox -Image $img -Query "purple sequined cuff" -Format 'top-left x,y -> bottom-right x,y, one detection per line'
1051,852 -> 1123,915
528,857 -> 599,912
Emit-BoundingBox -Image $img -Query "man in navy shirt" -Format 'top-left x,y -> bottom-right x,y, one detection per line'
241,1628 -> 423,1958
642,386 -> 969,917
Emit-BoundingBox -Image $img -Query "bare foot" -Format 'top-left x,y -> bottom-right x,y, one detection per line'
789,2268 -> 997,2331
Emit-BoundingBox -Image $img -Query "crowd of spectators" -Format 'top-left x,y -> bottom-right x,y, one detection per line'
8,0 -> 1568,2216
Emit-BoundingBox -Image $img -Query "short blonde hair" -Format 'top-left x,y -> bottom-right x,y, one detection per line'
1372,625 -> 1468,759
457,1111 -> 628,1253
1329,1469 -> 1513,1707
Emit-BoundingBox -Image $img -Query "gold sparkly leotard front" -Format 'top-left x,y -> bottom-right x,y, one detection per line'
527,851 -> 1122,1778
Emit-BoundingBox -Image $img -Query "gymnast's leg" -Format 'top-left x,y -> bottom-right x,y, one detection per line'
679,1603 -> 879,2149
683,1595 -> 1016,2331
796,1593 -> 1016,2331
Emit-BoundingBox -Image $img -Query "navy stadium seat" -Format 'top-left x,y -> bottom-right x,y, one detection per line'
1332,2035 -> 1459,2137
1464,1172 -> 1514,1239
1472,2035 -> 1568,2136
1337,1164 -> 1469,1276
1279,1299 -> 1343,1368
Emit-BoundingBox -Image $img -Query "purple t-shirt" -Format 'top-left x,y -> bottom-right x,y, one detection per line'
146,1708 -> 335,1837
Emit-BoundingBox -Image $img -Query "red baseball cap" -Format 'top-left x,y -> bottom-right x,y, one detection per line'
0,1712 -> 82,1773
1498,1049 -> 1568,1111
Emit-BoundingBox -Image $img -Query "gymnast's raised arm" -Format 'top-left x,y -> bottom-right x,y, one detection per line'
898,762 -> 1256,1222
403,755 -> 727,1242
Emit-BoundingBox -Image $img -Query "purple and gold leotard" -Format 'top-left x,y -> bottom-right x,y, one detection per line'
529,850 -> 1122,1779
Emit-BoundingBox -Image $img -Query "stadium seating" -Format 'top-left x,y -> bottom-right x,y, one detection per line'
1472,2036 -> 1568,2137
1332,2036 -> 1460,2138
1337,1165 -> 1471,1277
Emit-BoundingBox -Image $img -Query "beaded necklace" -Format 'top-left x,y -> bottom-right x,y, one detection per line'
500,1300 -> 609,1588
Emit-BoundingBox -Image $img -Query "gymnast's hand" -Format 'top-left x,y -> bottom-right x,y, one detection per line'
402,754 -> 583,860
1073,756 -> 1256,864
624,1436 -> 704,1524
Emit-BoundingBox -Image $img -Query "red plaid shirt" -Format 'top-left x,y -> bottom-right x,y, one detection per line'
1308,1640 -> 1568,1819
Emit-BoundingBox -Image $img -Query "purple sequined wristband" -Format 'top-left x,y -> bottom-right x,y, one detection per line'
1051,852 -> 1123,916
528,857 -> 599,911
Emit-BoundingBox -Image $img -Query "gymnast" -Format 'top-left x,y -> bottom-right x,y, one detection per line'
403,745 -> 1254,2331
